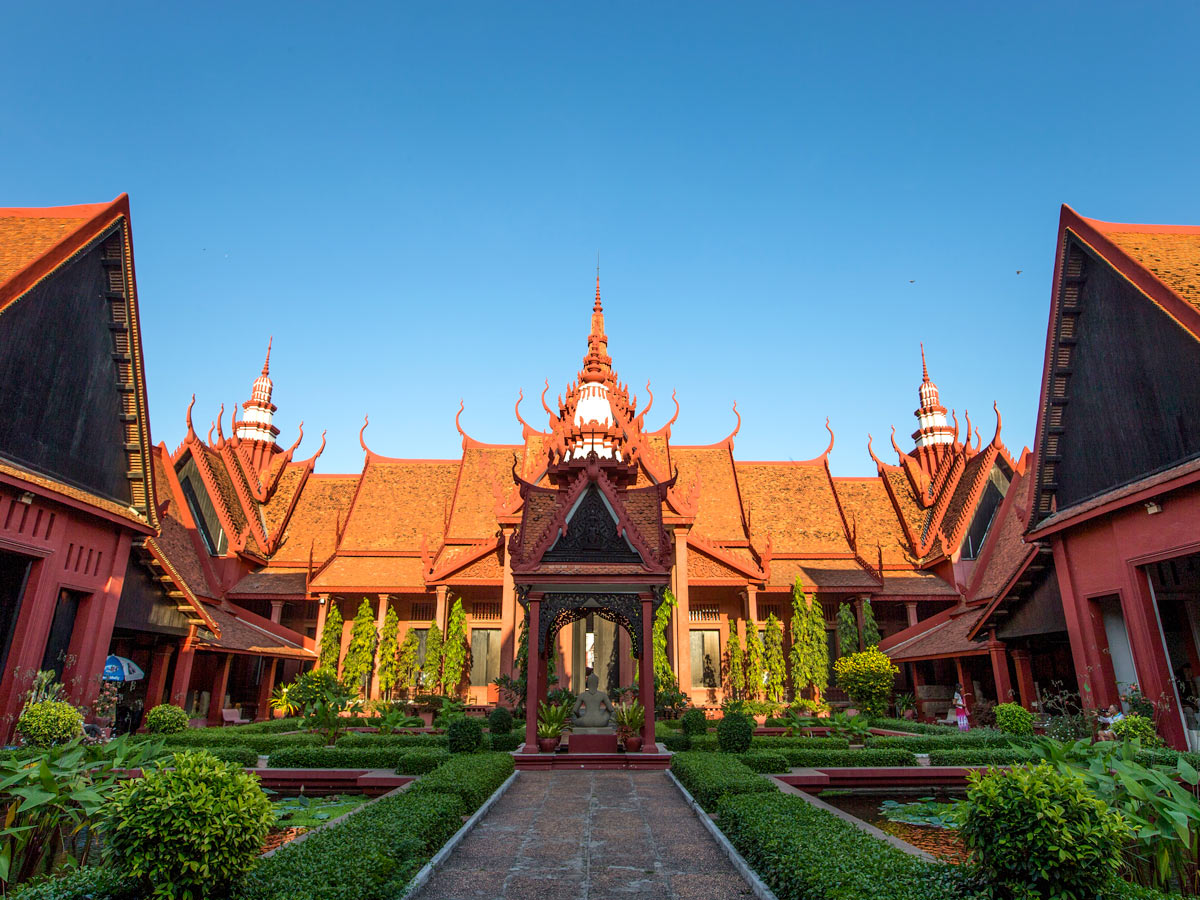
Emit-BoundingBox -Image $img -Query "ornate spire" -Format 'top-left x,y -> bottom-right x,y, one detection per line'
581,271 -> 612,384
911,343 -> 954,449
235,338 -> 282,470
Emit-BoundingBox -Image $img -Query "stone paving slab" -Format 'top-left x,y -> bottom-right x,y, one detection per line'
414,770 -> 755,899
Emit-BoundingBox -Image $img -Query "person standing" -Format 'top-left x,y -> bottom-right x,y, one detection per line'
953,683 -> 969,732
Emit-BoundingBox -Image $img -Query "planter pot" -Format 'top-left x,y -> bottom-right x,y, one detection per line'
537,736 -> 561,753
902,710 -> 916,720
623,735 -> 643,752
418,710 -> 435,727
753,715 -> 767,726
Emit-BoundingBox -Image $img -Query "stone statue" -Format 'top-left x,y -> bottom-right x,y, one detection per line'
571,672 -> 614,728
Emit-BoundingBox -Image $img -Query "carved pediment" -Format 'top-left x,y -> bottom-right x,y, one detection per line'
544,486 -> 642,564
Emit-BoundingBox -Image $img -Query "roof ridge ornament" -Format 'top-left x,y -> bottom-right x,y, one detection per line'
359,415 -> 370,453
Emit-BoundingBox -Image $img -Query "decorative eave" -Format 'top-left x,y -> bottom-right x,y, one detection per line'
426,536 -> 502,584
139,537 -> 220,634
687,535 -> 766,582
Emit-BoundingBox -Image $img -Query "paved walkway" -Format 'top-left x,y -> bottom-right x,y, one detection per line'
415,770 -> 755,899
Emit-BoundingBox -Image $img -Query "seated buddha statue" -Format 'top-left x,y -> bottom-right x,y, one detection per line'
571,673 -> 614,729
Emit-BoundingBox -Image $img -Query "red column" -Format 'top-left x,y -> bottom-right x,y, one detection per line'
640,597 -> 655,749
313,596 -> 329,668
269,600 -> 284,624
64,532 -> 133,710
1011,649 -> 1036,711
206,654 -> 233,726
1119,562 -> 1186,749
143,645 -> 175,711
910,663 -> 926,721
0,558 -> 61,737
906,602 -> 919,628
499,528 -> 516,679
256,658 -> 278,721
170,634 -> 196,711
1053,540 -> 1117,710
987,635 -> 1013,704
524,598 -> 540,752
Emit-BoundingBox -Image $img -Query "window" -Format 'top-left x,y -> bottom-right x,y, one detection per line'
41,589 -> 82,681
177,458 -> 227,555
690,630 -> 720,688
470,628 -> 501,687
963,467 -> 1010,559
412,629 -> 429,665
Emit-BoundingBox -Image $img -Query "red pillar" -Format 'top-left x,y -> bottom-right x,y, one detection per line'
64,532 -> 133,710
910,663 -> 926,721
954,657 -> 975,718
206,654 -> 232,726
1119,562 -> 1186,749
905,602 -> 919,628
524,598 -> 540,752
987,635 -> 1013,704
1012,649 -> 1036,711
640,597 -> 655,749
0,558 -> 62,738
170,643 -> 196,711
256,658 -> 278,721
143,645 -> 175,711
269,600 -> 284,624
1053,540 -> 1117,710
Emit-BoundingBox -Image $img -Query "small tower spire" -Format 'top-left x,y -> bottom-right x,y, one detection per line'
235,339 -> 282,473
920,341 -> 929,382
912,344 -> 954,449
262,335 -> 272,376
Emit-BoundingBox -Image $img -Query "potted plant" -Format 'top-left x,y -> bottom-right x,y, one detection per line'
92,681 -> 120,738
536,701 -> 569,752
894,692 -> 916,719
269,683 -> 298,719
613,700 -> 646,752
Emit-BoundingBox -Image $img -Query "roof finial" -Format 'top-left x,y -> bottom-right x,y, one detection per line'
262,336 -> 273,376
920,342 -> 929,383
595,252 -> 601,312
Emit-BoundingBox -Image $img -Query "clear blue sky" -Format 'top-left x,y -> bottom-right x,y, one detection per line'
3,4 -> 1198,475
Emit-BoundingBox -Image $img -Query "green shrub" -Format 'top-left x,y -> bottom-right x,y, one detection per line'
688,733 -> 718,752
206,745 -> 259,767
680,708 -> 708,735
866,730 -> 1030,752
718,791 -> 964,900
669,752 -> 775,811
106,751 -> 273,900
447,717 -> 484,753
738,751 -> 789,773
716,713 -> 753,753
230,717 -> 306,733
405,752 -> 514,815
660,732 -> 691,752
833,649 -> 898,717
336,732 -> 448,749
233,791 -> 462,900
487,706 -> 513,735
961,763 -> 1130,900
488,732 -> 521,752
777,748 -> 918,768
16,701 -> 83,747
1111,714 -> 1163,747
867,717 -> 957,735
267,746 -> 411,769
395,748 -> 449,774
8,866 -> 138,900
751,736 -> 850,750
994,702 -> 1034,736
927,748 -> 1025,767
142,703 -> 189,734
141,730 -> 325,754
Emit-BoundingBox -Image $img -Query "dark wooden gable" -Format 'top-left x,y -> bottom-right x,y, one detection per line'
0,226 -> 145,507
1034,234 -> 1200,521
543,485 -> 642,564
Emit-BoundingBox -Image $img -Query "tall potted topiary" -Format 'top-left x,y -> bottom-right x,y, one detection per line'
833,648 -> 899,718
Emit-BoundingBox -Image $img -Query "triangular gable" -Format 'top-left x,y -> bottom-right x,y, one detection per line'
544,485 -> 642,565
0,196 -> 157,525
1030,207 -> 1200,531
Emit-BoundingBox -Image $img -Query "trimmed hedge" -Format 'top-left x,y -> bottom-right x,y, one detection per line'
868,717 -> 957,735
927,749 -> 1025,767
719,791 -> 967,900
405,752 -> 516,816
751,736 -> 850,751
738,751 -> 790,773
669,752 -> 776,811
395,748 -> 450,775
778,748 -> 918,768
266,747 -> 409,769
866,731 -> 1033,753
660,733 -> 691,752
336,732 -> 448,749
223,717 -> 307,734
9,866 -> 138,900
688,734 -> 719,752
209,745 -> 260,767
488,732 -> 521,752
1133,747 -> 1200,769
233,791 -> 462,900
143,731 -> 325,754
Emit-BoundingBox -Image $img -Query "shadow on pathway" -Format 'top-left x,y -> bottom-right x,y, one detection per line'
414,770 -> 754,899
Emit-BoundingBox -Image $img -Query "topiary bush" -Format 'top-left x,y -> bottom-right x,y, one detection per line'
488,732 -> 521,752
143,703 -> 189,735
16,700 -> 83,747
738,750 -> 789,773
105,751 -> 273,900
1111,714 -> 1163,747
660,732 -> 691,752
994,702 -> 1034,736
447,717 -> 484,753
680,708 -> 708,735
395,748 -> 449,774
961,763 -> 1130,900
833,649 -> 898,718
717,713 -> 753,753
669,752 -> 776,811
487,706 -> 513,735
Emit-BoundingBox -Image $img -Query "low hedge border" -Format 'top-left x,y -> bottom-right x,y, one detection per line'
926,749 -> 1025,767
738,751 -> 790,773
868,717 -> 958,735
750,736 -> 850,750
866,732 -> 1034,753
488,733 -> 521,752
395,748 -> 450,775
336,732 -> 449,749
267,746 -> 410,769
405,752 -> 516,817
778,748 -> 918,768
669,752 -> 776,811
660,733 -> 691,752
142,732 -> 326,754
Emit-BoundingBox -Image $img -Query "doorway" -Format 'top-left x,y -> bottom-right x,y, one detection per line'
1145,554 -> 1200,750
0,551 -> 32,677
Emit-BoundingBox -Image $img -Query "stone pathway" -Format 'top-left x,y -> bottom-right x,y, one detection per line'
415,770 -> 755,899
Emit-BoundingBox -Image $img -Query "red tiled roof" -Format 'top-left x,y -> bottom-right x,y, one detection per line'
833,478 -> 917,565
275,475 -> 358,563
260,463 -> 307,538
339,459 -> 460,551
151,449 -> 216,600
228,569 -> 308,597
765,557 -> 880,590
877,569 -> 961,597
968,466 -> 1036,603
309,555 -> 427,590
674,447 -> 748,541
879,604 -> 989,661
736,463 -> 849,553
1087,221 -> 1200,316
446,447 -> 521,539
192,604 -> 314,659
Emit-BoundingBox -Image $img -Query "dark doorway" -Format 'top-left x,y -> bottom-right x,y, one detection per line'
41,589 -> 83,681
0,551 -> 32,676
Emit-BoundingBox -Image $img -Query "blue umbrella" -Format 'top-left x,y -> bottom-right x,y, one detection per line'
103,655 -> 145,682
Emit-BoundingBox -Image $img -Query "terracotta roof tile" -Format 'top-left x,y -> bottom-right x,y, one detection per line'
340,460 -> 459,551
939,451 -> 991,546
766,558 -> 878,589
735,463 -> 849,553
260,463 -> 306,538
0,217 -> 93,285
446,447 -> 519,539
833,478 -> 917,565
674,448 -> 747,541
275,475 -> 358,563
880,605 -> 988,661
883,469 -> 929,542
151,450 -> 215,600
0,457 -> 148,526
228,569 -> 308,597
878,570 -> 961,597
309,555 -> 427,590
969,469 -> 1036,603
1102,230 -> 1200,313
192,604 -> 314,659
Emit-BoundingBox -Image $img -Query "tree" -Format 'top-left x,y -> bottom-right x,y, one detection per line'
376,604 -> 400,699
726,618 -> 745,699
837,602 -> 859,658
422,622 -> 444,694
635,587 -> 678,688
342,598 -> 378,694
744,623 -> 765,700
834,648 -> 898,717
318,602 -> 343,672
441,597 -> 469,697
763,613 -> 786,703
861,599 -> 881,649
790,581 -> 829,700
396,628 -> 420,693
